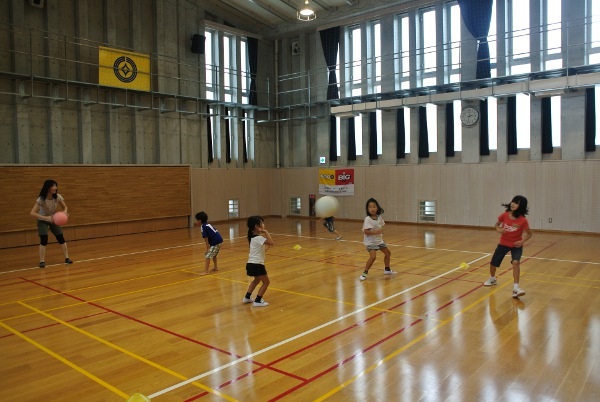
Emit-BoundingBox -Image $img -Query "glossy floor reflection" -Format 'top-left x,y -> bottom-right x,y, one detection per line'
0,218 -> 598,401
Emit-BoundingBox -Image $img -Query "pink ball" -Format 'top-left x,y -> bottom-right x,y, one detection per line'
53,212 -> 68,226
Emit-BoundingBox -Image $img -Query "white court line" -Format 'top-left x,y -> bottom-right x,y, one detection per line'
0,235 -> 248,276
524,256 -> 600,265
279,233 -> 491,254
148,253 -> 490,399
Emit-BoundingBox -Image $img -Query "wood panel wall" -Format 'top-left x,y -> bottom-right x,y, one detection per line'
0,166 -> 190,248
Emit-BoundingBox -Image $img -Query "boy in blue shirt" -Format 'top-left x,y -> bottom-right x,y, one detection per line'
195,211 -> 224,275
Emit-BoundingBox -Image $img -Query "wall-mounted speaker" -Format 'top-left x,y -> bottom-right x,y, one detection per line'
291,41 -> 301,56
29,0 -> 45,8
191,34 -> 205,54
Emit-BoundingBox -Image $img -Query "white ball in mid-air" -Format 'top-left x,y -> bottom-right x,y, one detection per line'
315,196 -> 340,218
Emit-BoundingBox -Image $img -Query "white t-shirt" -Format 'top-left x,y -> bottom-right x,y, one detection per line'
248,235 -> 267,264
363,215 -> 385,246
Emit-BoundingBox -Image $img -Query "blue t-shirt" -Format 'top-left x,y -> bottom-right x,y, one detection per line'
201,223 -> 223,246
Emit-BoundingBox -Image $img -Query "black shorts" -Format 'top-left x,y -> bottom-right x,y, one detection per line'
246,263 -> 267,277
490,244 -> 523,267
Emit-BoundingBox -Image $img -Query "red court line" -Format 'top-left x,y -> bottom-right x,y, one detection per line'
19,277 -> 305,382
0,311 -> 109,339
263,241 -> 558,400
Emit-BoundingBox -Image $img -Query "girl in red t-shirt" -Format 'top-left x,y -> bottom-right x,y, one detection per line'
483,195 -> 533,298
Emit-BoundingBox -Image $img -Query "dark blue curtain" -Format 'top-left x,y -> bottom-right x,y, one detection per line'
248,37 -> 258,105
206,105 -> 214,163
458,0 -> 493,79
369,112 -> 377,160
320,27 -> 340,100
348,118 -> 357,160
541,97 -> 554,154
418,106 -> 429,158
585,88 -> 596,152
446,103 -> 455,157
329,116 -> 338,162
225,108 -> 231,163
480,100 -> 490,155
507,96 -> 518,155
396,109 -> 406,159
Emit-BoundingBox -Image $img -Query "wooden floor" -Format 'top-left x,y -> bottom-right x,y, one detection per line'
1,217 -> 599,402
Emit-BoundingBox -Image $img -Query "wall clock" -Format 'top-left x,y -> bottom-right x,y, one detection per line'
460,106 -> 479,126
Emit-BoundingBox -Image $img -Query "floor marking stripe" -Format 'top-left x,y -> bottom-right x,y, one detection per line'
0,319 -> 129,399
313,279 -> 511,401
147,254 -> 490,399
18,301 -> 238,401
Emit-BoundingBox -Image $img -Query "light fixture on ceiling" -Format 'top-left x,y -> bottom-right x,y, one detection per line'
298,0 -> 316,21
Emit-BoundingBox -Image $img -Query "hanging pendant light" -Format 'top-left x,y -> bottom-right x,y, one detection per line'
298,0 -> 316,21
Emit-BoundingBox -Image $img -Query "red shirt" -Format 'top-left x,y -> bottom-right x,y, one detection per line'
497,212 -> 530,247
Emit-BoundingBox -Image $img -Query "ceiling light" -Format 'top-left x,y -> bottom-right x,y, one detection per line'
298,0 -> 316,21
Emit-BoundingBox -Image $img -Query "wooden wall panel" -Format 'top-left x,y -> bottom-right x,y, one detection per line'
0,165 -> 190,248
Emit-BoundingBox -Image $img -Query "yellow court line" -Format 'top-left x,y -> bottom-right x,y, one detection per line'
314,280 -> 513,401
17,301 -> 238,401
2,275 -> 204,322
0,319 -> 130,399
217,275 -> 424,319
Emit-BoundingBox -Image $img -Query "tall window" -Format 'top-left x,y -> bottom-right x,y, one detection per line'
404,108 -> 411,153
489,0 -> 497,77
336,117 -> 341,157
348,26 -> 362,98
516,93 -> 530,149
348,26 -> 363,155
488,96 -> 498,150
453,100 -> 462,151
507,0 -> 531,74
551,96 -> 561,146
426,103 -> 438,152
368,21 -> 381,94
223,34 -> 236,103
355,115 -> 363,155
376,110 -> 382,154
419,8 -> 437,86
208,106 -> 219,158
445,2 -> 461,83
241,39 -> 248,104
543,0 -> 562,70
395,14 -> 411,90
587,0 -> 600,64
596,85 -> 600,146
205,30 -> 217,100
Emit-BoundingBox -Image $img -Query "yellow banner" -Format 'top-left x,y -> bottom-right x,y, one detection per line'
98,46 -> 150,91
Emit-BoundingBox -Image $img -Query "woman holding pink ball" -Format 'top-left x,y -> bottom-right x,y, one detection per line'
30,179 -> 73,268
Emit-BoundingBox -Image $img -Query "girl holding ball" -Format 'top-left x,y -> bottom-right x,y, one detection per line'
243,216 -> 273,307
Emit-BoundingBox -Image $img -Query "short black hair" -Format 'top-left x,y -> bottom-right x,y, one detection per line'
195,211 -> 208,223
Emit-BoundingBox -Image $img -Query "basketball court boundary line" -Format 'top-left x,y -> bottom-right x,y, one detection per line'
148,254 -> 490,399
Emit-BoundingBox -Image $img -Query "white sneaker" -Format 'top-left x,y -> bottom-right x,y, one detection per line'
383,269 -> 397,275
484,277 -> 497,286
512,288 -> 526,298
359,273 -> 368,281
335,236 -> 342,241
242,297 -> 253,304
253,300 -> 269,307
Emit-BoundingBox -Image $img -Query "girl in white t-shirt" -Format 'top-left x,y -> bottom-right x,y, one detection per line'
243,216 -> 274,306
360,198 -> 396,281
